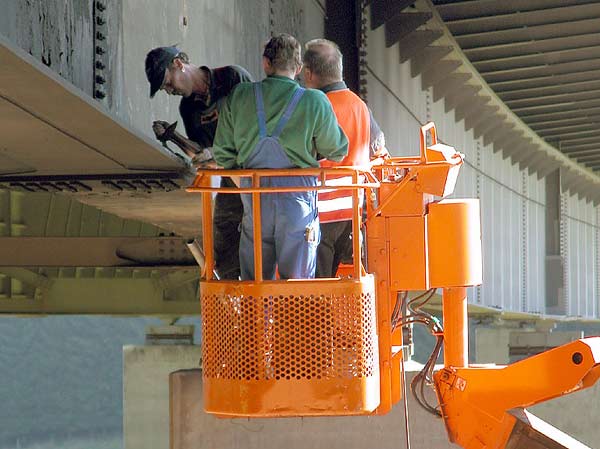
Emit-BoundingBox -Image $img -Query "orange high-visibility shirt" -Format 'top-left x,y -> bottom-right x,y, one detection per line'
319,87 -> 371,223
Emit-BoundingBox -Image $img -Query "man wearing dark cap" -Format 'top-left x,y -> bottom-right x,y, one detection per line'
145,46 -> 253,280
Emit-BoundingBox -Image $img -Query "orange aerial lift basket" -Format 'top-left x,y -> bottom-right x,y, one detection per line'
186,122 -> 475,418
188,123 -> 600,448
188,166 -> 382,417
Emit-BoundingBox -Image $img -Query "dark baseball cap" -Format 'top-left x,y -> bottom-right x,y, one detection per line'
145,46 -> 181,98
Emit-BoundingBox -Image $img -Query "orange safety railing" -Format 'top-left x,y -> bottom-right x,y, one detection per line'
187,167 -> 380,281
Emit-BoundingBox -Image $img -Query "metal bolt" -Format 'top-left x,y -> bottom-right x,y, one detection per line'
95,61 -> 105,70
94,90 -> 106,99
572,352 -> 583,365
96,31 -> 106,41
95,75 -> 106,84
96,1 -> 106,11
95,46 -> 105,55
96,16 -> 105,26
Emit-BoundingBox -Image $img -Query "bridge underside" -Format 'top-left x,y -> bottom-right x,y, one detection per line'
0,1 -> 598,317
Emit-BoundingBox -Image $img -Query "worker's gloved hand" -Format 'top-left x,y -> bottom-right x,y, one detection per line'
191,148 -> 217,169
380,147 -> 391,159
152,120 -> 171,141
194,159 -> 218,169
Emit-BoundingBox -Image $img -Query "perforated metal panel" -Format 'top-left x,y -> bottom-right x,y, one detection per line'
200,278 -> 381,417
202,288 -> 377,381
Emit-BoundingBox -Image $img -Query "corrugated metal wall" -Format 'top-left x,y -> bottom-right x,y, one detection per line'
366,23 -> 597,318
562,194 -> 599,318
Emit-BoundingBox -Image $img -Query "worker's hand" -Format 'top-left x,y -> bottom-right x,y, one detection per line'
152,120 -> 171,140
191,149 -> 218,169
193,159 -> 219,169
374,146 -> 391,159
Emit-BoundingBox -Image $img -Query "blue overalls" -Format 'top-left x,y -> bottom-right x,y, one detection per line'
239,83 -> 320,280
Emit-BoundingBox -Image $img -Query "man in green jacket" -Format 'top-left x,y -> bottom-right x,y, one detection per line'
213,34 -> 348,280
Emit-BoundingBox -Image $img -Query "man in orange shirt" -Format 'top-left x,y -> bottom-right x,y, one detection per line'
303,39 -> 388,278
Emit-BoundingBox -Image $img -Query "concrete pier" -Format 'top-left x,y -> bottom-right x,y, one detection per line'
168,362 -> 454,449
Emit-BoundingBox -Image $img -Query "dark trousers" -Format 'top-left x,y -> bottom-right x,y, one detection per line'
316,220 -> 353,278
213,177 -> 243,279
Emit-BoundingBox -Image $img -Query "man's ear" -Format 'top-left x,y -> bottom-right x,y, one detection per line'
262,56 -> 272,74
295,63 -> 303,78
304,67 -> 312,81
173,58 -> 184,71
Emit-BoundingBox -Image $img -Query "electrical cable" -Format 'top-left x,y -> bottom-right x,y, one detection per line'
392,289 -> 444,417
411,334 -> 443,417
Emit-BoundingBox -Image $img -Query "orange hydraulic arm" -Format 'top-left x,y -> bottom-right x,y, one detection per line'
434,338 -> 600,448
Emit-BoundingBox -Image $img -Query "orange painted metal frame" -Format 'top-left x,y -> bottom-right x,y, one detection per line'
185,123 -> 600,449
434,338 -> 600,448
188,167 -> 382,417
362,124 -> 469,414
186,123 -> 471,418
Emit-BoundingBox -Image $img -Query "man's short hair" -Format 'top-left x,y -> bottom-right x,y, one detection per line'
263,34 -> 302,73
303,39 -> 343,84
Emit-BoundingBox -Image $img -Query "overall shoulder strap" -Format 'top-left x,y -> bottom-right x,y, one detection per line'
271,87 -> 306,138
253,82 -> 267,139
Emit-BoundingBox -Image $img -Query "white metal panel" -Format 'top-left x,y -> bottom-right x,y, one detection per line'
525,173 -> 546,314
366,26 -> 427,157
564,194 -> 598,319
366,71 -> 422,157
477,146 -> 525,312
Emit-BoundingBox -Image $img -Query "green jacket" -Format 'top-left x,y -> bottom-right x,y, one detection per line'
213,75 -> 348,169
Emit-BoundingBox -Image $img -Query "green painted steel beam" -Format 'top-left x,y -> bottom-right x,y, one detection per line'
0,270 -> 199,316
